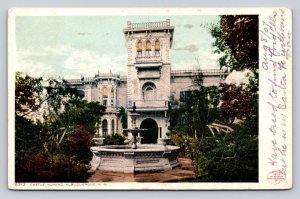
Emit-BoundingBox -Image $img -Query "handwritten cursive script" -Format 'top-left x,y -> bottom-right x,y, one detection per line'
261,8 -> 291,185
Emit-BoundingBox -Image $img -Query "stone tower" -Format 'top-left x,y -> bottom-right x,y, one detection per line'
123,19 -> 174,143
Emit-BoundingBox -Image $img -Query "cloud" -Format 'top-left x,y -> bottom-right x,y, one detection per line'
16,45 -> 71,78
174,44 -> 199,53
77,32 -> 91,36
184,24 -> 193,29
43,44 -> 72,56
17,59 -> 54,78
194,49 -> 223,68
18,50 -> 48,57
18,45 -> 71,58
172,45 -> 224,69
63,49 -> 127,77
17,44 -> 128,78
184,44 -> 199,52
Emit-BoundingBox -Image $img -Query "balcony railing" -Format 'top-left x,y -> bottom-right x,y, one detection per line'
135,56 -> 162,63
127,19 -> 171,30
63,73 -> 120,84
127,100 -> 168,109
171,69 -> 228,74
94,73 -> 120,78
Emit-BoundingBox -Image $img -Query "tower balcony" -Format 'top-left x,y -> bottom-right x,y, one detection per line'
124,19 -> 174,32
127,100 -> 169,112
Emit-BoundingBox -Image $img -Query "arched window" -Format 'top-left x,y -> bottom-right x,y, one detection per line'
102,86 -> 108,98
111,119 -> 115,135
136,40 -> 142,57
155,39 -> 160,51
137,40 -> 142,52
102,119 -> 108,137
155,39 -> 160,56
142,82 -> 156,100
111,88 -> 114,106
111,88 -> 114,98
146,40 -> 151,51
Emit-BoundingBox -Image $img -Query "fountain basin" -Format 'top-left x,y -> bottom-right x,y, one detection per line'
90,144 -> 181,173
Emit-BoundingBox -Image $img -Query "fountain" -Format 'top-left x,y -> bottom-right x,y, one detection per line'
90,103 -> 180,173
123,103 -> 147,149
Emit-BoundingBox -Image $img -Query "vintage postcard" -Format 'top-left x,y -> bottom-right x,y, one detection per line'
8,8 -> 292,190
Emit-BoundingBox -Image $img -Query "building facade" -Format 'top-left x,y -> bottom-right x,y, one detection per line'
64,19 -> 228,143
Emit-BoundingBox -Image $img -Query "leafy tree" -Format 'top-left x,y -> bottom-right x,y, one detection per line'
57,99 -> 106,135
15,72 -> 106,182
220,15 -> 258,72
170,80 -> 220,138
211,15 -> 258,73
170,15 -> 260,180
15,72 -> 43,117
169,72 -> 221,177
45,79 -> 84,115
219,83 -> 252,124
118,106 -> 128,131
15,72 -> 46,181
41,81 -> 106,152
196,15 -> 259,182
211,15 -> 259,133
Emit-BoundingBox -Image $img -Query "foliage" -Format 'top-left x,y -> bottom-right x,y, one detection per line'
45,79 -> 84,114
205,16 -> 259,182
15,115 -> 48,181
219,83 -> 253,124
15,72 -> 43,117
169,72 -> 221,178
211,15 -> 258,73
103,134 -> 125,145
15,72 -> 105,182
118,106 -> 128,132
44,79 -> 106,136
211,15 -> 259,104
170,133 -> 188,158
220,15 -> 258,72
199,131 -> 258,182
65,126 -> 93,164
182,136 -> 205,178
171,128 -> 258,182
18,153 -> 92,182
57,99 -> 106,135
169,72 -> 258,182
170,85 -> 220,137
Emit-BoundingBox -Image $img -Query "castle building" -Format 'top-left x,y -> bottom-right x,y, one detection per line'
63,19 -> 228,143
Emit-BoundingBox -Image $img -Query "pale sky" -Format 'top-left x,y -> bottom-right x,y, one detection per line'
16,15 -> 222,78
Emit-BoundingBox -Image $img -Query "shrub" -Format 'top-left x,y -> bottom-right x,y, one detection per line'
21,153 -> 91,182
199,131 -> 258,182
65,126 -> 93,164
103,134 -> 125,145
182,136 -> 205,178
170,133 -> 188,158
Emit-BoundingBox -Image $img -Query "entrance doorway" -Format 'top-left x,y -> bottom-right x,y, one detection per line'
140,118 -> 158,144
